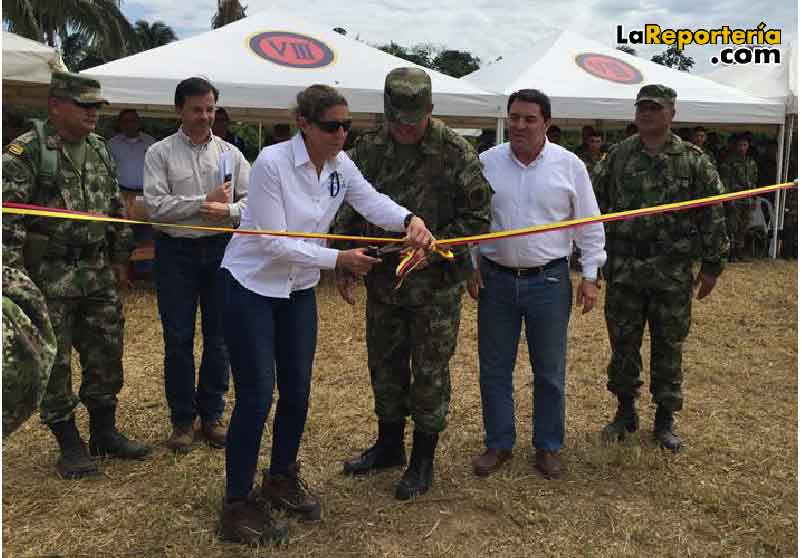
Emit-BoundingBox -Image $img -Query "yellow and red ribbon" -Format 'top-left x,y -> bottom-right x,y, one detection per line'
2,180 -> 796,285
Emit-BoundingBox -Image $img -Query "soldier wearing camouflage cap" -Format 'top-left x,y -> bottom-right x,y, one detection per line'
2,71 -> 149,477
592,83 -> 729,452
332,67 -> 493,500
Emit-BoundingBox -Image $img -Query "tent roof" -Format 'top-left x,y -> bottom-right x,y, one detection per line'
704,46 -> 797,115
80,11 -> 504,128
2,31 -> 66,83
463,29 -> 785,126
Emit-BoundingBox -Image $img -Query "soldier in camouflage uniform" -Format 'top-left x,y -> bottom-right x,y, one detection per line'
592,84 -> 729,453
579,129 -> 603,175
2,72 -> 150,478
333,68 -> 492,500
719,133 -> 759,261
3,266 -> 57,438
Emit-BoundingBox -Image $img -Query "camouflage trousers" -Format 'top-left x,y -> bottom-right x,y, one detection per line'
726,200 -> 752,251
365,285 -> 463,434
604,257 -> 693,412
39,267 -> 124,425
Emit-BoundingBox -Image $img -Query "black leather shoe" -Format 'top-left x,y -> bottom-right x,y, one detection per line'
343,421 -> 406,475
394,431 -> 438,501
88,406 -> 150,459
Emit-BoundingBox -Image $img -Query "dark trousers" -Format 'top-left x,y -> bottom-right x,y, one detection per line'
153,233 -> 231,426
220,269 -> 317,500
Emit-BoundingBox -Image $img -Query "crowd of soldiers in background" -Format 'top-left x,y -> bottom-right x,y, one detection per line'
2,107 -> 797,269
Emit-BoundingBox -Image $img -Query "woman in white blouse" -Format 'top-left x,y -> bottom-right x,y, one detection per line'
217,84 -> 433,545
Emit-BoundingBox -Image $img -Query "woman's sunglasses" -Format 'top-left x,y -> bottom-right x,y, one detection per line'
315,119 -> 353,133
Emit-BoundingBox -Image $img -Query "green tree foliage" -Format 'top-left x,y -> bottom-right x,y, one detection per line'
651,45 -> 695,72
133,20 -> 177,51
211,0 -> 246,29
376,42 -> 480,78
3,0 -> 137,60
616,45 -> 636,56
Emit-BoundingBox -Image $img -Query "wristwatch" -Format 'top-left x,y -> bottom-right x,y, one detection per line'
404,213 -> 415,228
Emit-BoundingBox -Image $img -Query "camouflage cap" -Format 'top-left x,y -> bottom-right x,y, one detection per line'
384,67 -> 432,124
49,72 -> 108,105
635,84 -> 677,107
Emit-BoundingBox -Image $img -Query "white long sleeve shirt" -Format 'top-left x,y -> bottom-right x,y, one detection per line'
477,140 -> 606,279
143,128 -> 249,238
222,132 -> 410,298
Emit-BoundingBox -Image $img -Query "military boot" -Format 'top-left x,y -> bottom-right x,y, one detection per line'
601,395 -> 639,442
395,430 -> 438,501
88,406 -> 150,459
49,416 -> 100,479
653,406 -> 682,453
262,461 -> 322,521
343,420 -> 406,475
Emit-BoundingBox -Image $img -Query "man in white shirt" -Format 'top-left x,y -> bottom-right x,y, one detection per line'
108,109 -> 156,273
144,77 -> 250,453
467,89 -> 606,479
108,110 -> 156,195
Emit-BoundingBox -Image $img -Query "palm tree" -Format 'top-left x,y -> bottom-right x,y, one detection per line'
211,0 -> 246,29
3,0 -> 138,60
133,20 -> 177,52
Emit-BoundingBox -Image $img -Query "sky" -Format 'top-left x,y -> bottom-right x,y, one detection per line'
121,0 -> 797,74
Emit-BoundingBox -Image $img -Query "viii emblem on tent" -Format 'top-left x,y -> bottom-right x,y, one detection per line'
575,53 -> 643,84
248,31 -> 335,68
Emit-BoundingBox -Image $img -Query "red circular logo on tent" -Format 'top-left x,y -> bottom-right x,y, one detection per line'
249,31 -> 334,68
575,53 -> 643,84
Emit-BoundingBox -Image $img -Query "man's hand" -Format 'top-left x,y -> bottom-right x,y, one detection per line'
694,271 -> 717,300
575,278 -> 599,314
403,216 -> 435,250
336,248 -> 380,276
113,263 -> 132,291
336,271 -> 357,305
206,182 -> 231,203
467,268 -> 484,300
200,201 -> 230,221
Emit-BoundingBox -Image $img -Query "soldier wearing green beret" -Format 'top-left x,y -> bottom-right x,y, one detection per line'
593,84 -> 729,452
2,72 -> 149,477
332,67 -> 492,499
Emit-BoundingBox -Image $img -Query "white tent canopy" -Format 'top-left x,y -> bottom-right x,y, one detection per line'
2,31 -> 67,83
2,31 -> 68,106
463,29 -> 785,126
704,46 -> 797,115
81,10 -> 504,128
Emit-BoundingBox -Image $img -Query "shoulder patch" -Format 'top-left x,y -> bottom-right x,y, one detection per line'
7,144 -> 24,156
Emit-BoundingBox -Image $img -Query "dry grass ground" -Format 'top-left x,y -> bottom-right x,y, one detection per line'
2,260 -> 797,558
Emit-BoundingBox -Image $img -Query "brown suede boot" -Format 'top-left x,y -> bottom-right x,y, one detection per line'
218,496 -> 289,546
167,423 -> 194,454
262,461 -> 321,521
201,418 -> 227,449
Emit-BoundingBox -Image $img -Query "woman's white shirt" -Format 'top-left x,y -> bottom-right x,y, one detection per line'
221,133 -> 409,298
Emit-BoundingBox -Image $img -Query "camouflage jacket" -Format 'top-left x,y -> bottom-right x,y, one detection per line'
2,266 -> 56,438
2,120 -> 133,290
592,132 -> 729,277
331,118 -> 492,304
579,152 -> 603,175
719,154 -> 759,193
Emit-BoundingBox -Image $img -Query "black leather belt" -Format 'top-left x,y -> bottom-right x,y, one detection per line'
482,256 -> 567,277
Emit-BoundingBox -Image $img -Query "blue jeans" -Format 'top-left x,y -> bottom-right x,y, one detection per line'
220,269 -> 317,500
153,233 -> 231,426
477,258 -> 572,452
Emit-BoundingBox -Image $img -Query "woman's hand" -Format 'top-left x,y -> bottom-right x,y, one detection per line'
336,248 -> 380,276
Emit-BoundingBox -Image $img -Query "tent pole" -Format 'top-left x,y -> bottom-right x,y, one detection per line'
495,117 -> 504,145
779,113 -> 795,230
258,121 -> 263,150
771,120 -> 786,258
